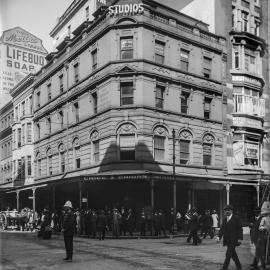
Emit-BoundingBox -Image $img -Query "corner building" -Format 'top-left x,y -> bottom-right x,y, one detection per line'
32,0 -> 230,216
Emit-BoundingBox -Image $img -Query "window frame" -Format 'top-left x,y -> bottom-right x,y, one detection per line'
120,36 -> 134,60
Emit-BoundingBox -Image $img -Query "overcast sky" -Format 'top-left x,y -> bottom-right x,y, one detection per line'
0,0 -> 73,53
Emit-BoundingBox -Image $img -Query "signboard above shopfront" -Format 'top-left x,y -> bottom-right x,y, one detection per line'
108,3 -> 144,16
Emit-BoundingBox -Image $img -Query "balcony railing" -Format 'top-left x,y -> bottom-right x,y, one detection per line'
234,95 -> 265,117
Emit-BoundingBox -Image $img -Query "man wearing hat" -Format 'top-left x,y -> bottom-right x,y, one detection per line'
62,201 -> 75,262
217,204 -> 243,270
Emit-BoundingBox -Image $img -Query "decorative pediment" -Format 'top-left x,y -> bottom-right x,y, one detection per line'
116,65 -> 136,74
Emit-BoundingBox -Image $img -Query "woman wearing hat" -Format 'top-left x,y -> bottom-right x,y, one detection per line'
62,201 -> 75,262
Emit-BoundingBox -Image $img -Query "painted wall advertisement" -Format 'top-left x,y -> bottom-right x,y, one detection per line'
0,27 -> 47,93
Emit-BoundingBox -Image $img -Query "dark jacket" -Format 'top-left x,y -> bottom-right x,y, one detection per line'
62,211 -> 75,237
219,214 -> 243,246
97,213 -> 107,229
190,213 -> 200,231
250,216 -> 263,244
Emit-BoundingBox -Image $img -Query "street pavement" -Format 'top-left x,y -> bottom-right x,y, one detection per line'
1,232 -> 253,270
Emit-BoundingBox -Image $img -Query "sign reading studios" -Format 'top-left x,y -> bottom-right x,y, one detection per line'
108,3 -> 144,16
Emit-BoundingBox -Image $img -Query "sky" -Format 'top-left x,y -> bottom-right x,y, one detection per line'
0,0 -> 73,53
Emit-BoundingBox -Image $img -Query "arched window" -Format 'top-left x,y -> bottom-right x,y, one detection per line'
36,152 -> 42,177
179,130 -> 193,165
46,148 -> 53,175
73,137 -> 80,169
153,126 -> 168,161
202,134 -> 215,166
117,123 -> 136,161
90,131 -> 99,164
58,143 -> 65,173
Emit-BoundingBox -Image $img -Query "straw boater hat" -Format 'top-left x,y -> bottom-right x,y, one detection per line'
64,201 -> 73,208
261,201 -> 270,215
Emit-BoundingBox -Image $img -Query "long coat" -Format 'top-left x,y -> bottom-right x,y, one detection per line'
62,211 -> 75,237
219,215 -> 243,246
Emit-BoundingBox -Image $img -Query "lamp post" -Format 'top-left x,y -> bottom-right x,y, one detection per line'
172,129 -> 177,234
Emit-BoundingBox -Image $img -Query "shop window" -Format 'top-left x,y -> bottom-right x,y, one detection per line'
155,84 -> 165,109
120,82 -> 134,106
119,134 -> 135,160
155,40 -> 165,64
120,37 -> 133,60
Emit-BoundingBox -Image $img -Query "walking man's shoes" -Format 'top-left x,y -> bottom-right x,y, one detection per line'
63,258 -> 68,261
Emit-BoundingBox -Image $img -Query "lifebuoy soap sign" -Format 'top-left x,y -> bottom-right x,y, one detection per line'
0,27 -> 47,93
108,3 -> 144,16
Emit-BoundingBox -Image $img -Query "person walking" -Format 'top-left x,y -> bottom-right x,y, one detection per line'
186,208 -> 201,245
200,209 -> 214,239
217,204 -> 243,270
62,201 -> 75,262
212,209 -> 219,235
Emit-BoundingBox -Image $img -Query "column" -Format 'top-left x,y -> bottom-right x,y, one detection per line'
52,186 -> 55,210
151,179 -> 154,211
79,181 -> 82,209
32,188 -> 36,213
226,183 -> 230,205
16,191 -> 20,211
188,189 -> 192,210
256,184 -> 260,207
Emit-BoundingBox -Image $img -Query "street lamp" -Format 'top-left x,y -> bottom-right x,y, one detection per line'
172,129 -> 177,234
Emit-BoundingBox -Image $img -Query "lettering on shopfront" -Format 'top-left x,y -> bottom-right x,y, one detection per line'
108,3 -> 144,16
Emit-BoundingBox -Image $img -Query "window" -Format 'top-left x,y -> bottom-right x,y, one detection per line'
155,40 -> 165,64
27,156 -> 32,176
154,135 -> 165,161
60,152 -> 65,172
18,128 -> 21,148
181,91 -> 190,114
21,101 -> 25,116
36,123 -> 40,140
86,6 -> 89,20
59,111 -> 64,129
155,85 -> 165,109
21,157 -> 25,179
47,83 -> 52,101
242,11 -> 248,32
67,25 -> 71,37
22,124 -> 25,145
255,20 -> 260,36
93,140 -> 99,163
203,144 -> 212,165
47,150 -> 53,175
92,49 -> 97,70
29,96 -> 33,114
73,139 -> 80,169
92,92 -> 98,114
74,63 -> 79,83
74,102 -> 79,123
245,53 -> 255,73
120,82 -> 133,106
203,57 -> 212,78
204,97 -> 212,119
241,0 -> 250,8
37,156 -> 41,177
36,91 -> 40,108
120,37 -> 133,60
119,134 -> 135,160
18,159 -> 22,179
234,46 -> 239,69
47,117 -> 51,134
59,75 -> 64,93
180,49 -> 189,71
27,123 -> 32,143
13,131 -> 16,149
180,140 -> 190,165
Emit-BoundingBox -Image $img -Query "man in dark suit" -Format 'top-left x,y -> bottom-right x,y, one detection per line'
62,201 -> 75,262
218,204 -> 243,270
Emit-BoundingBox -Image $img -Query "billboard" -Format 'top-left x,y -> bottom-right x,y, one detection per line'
0,27 -> 47,94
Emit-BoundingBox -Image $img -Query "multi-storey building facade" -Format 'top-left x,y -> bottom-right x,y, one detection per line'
181,0 -> 270,219
25,0 -> 230,214
0,101 -> 13,208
